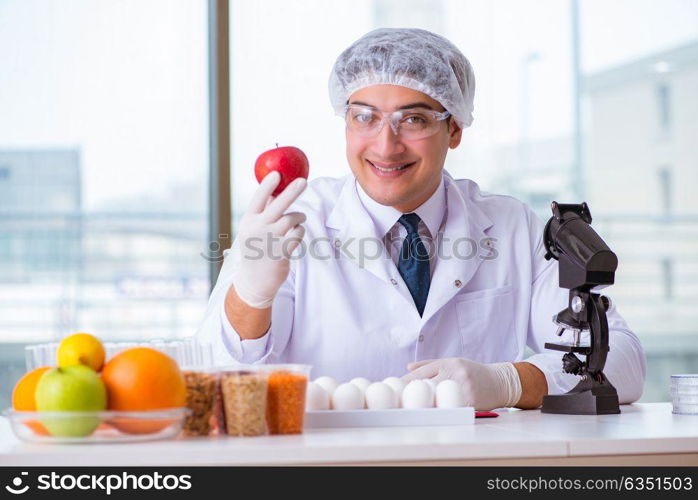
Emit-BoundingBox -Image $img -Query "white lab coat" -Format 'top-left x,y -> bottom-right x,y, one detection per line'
196,170 -> 646,403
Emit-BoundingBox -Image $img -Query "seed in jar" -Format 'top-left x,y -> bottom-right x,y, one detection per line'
182,371 -> 217,436
266,371 -> 308,434
220,371 -> 268,437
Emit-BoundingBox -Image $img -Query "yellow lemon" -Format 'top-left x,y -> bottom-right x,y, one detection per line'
57,333 -> 106,372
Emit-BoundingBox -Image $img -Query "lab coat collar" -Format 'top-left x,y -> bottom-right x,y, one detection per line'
354,182 -> 401,238
355,175 -> 447,239
413,175 -> 447,239
326,170 -> 494,323
326,174 -> 403,292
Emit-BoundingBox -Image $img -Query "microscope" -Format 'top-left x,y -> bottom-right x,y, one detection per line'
540,201 -> 621,415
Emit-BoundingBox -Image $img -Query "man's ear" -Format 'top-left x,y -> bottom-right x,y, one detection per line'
448,118 -> 463,149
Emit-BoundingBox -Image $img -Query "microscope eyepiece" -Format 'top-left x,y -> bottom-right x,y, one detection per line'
543,202 -> 617,289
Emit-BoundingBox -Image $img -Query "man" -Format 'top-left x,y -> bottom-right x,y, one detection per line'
197,28 -> 646,411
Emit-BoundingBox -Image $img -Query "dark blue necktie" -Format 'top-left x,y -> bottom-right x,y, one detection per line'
397,213 -> 431,316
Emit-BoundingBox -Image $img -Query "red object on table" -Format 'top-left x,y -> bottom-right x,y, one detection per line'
475,411 -> 499,418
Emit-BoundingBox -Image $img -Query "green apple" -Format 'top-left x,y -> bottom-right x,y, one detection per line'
35,365 -> 107,437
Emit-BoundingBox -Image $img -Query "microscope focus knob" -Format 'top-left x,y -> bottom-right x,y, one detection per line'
600,295 -> 612,312
571,296 -> 585,313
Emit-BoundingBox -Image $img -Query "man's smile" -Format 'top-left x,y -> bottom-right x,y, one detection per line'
366,159 -> 417,177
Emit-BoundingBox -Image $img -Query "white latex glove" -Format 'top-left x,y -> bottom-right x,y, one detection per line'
231,171 -> 307,308
402,358 -> 522,411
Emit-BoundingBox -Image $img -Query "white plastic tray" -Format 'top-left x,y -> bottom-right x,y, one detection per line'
304,407 -> 474,428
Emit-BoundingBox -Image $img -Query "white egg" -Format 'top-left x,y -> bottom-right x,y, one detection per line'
424,378 -> 438,394
331,383 -> 365,410
401,380 -> 434,409
382,377 -> 406,406
349,377 -> 372,393
364,382 -> 398,409
435,380 -> 465,408
305,382 -> 330,411
348,377 -> 371,408
314,376 -> 339,397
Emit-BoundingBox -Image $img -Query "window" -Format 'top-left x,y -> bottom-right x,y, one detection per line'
656,84 -> 672,134
0,0 -> 210,407
661,258 -> 674,300
230,0 -> 698,403
2,0 -> 697,408
658,166 -> 672,215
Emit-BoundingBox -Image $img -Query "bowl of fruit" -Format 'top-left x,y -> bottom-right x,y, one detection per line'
5,333 -> 190,443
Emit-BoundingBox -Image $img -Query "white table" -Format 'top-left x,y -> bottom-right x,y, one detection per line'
1,403 -> 697,466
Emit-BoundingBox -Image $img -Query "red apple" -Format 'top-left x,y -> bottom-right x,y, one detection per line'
254,145 -> 309,196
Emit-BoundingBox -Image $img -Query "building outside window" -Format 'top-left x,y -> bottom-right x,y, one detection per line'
0,0 -> 209,407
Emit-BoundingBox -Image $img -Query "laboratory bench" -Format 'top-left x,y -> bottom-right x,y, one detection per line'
1,403 -> 696,466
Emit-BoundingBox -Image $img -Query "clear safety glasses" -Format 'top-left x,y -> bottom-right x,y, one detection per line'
341,104 -> 451,140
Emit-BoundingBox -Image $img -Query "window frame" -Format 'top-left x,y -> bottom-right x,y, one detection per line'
208,0 -> 232,290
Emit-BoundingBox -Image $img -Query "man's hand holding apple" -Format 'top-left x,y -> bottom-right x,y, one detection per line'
231,148 -> 309,309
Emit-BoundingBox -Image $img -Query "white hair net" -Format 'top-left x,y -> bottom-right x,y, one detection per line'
329,28 -> 475,128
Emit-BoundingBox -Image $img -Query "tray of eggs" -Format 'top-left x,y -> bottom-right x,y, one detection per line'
304,376 -> 474,428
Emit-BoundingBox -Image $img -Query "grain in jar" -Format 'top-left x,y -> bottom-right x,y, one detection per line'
219,370 -> 268,437
265,365 -> 311,435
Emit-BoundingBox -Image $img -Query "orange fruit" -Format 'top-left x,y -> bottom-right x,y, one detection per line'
101,347 -> 185,434
12,366 -> 50,410
12,366 -> 51,436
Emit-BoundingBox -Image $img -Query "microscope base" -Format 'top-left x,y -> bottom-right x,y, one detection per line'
541,377 -> 620,415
